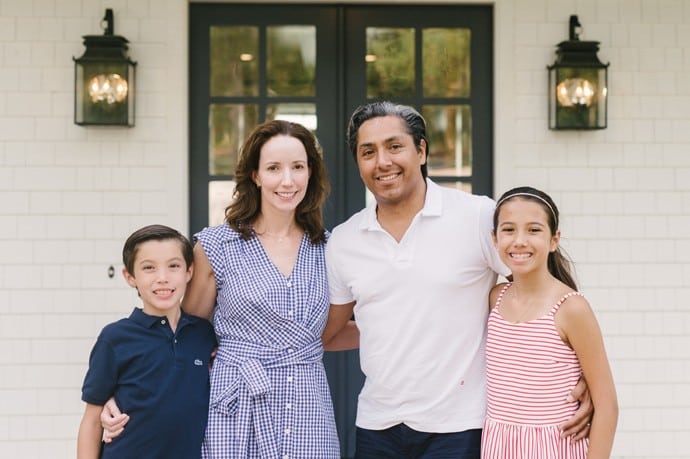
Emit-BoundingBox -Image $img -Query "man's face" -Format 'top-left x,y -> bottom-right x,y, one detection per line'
355,115 -> 426,207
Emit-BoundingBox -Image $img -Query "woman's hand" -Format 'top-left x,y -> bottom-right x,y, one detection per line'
100,398 -> 129,443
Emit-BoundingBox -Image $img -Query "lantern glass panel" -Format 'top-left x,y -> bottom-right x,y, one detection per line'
549,66 -> 607,130
75,60 -> 134,126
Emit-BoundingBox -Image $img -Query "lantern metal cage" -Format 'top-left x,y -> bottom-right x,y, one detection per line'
74,9 -> 136,127
548,15 -> 609,130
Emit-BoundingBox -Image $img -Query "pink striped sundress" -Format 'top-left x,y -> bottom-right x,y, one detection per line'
481,283 -> 589,459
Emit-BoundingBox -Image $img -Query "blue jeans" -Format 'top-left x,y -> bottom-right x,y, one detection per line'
355,424 -> 482,459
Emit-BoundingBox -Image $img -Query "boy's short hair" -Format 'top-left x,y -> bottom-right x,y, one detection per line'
122,224 -> 194,274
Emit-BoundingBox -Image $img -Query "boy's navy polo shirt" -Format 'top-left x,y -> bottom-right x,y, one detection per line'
81,307 -> 216,459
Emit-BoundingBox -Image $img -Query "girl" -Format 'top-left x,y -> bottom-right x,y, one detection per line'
482,186 -> 618,459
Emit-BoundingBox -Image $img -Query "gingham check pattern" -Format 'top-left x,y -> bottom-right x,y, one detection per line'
196,224 -> 340,459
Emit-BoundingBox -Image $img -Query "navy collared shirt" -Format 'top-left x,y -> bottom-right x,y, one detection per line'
82,307 -> 216,459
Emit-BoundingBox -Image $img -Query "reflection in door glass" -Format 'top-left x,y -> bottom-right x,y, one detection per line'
209,104 -> 259,175
210,26 -> 259,97
267,103 -> 317,132
366,28 -> 415,98
440,181 -> 472,193
209,180 -> 236,226
422,28 -> 471,98
268,26 -> 316,97
422,105 -> 472,177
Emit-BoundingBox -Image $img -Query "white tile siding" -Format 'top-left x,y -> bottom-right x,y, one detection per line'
0,0 -> 688,457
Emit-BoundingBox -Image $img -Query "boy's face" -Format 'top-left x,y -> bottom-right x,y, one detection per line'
122,239 -> 193,317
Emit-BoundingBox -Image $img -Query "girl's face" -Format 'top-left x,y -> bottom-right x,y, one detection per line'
122,239 -> 193,317
493,198 -> 560,275
253,135 -> 311,215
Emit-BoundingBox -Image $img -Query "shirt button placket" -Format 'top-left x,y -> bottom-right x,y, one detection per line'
283,267 -> 297,458
283,371 -> 295,458
286,278 -> 295,320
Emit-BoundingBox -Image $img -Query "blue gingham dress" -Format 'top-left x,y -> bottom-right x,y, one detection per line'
195,224 -> 340,459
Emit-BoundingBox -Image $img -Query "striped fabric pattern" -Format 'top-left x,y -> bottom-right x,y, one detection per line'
482,283 -> 589,458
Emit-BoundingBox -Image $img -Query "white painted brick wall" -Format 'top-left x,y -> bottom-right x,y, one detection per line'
0,0 -> 187,457
495,0 -> 690,457
0,0 -> 689,457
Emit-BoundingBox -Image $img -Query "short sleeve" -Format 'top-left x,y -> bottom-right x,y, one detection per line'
478,195 -> 511,278
325,228 -> 355,305
81,335 -> 119,406
194,225 -> 230,290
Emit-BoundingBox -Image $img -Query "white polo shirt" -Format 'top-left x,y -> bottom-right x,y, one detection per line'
326,179 -> 509,433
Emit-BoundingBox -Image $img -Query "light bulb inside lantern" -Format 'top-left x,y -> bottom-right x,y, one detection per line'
556,78 -> 595,107
87,73 -> 128,104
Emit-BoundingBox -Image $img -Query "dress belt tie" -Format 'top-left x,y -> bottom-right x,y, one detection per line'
212,339 -> 323,457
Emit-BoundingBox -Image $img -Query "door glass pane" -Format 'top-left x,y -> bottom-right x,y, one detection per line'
422,105 -> 472,177
366,28 -> 415,98
440,182 -> 472,193
209,180 -> 236,226
210,26 -> 259,97
267,103 -> 317,131
422,28 -> 470,98
267,26 -> 316,97
209,104 -> 259,175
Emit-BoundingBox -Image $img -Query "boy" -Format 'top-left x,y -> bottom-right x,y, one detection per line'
77,224 -> 216,458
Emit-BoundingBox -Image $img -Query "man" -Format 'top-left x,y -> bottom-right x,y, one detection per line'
322,101 -> 591,458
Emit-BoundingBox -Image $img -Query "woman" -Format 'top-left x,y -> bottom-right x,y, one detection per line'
192,120 -> 338,458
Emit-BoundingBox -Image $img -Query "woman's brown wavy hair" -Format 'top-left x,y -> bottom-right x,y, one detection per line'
224,120 -> 330,244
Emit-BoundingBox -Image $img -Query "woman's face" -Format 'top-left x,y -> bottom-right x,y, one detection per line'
253,134 -> 311,215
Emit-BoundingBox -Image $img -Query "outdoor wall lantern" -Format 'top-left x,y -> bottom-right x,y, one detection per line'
74,9 -> 136,126
548,15 -> 609,130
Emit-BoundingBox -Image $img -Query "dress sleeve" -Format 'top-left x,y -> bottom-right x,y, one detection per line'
194,225 -> 228,290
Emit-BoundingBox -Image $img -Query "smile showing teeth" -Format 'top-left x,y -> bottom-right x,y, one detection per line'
277,191 -> 297,198
377,173 -> 399,182
154,289 -> 174,295
510,253 -> 531,259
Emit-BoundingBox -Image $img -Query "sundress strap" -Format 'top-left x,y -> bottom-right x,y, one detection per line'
549,291 -> 584,315
494,283 -> 584,317
493,283 -> 512,310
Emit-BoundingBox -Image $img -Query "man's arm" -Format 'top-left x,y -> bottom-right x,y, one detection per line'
99,398 -> 129,443
78,403 -> 105,459
560,377 -> 594,440
322,302 -> 358,351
